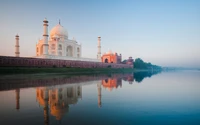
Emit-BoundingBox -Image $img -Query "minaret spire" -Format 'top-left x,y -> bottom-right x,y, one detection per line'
15,34 -> 20,57
59,19 -> 60,25
43,18 -> 49,55
97,36 -> 101,60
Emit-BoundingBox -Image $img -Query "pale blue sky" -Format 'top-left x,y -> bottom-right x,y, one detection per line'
0,0 -> 199,68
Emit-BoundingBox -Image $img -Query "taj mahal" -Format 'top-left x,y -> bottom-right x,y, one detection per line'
33,18 -> 101,62
9,18 -> 134,68
13,18 -> 133,64
36,20 -> 82,59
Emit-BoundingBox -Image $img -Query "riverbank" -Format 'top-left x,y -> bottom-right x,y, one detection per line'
0,67 -> 133,75
133,68 -> 162,72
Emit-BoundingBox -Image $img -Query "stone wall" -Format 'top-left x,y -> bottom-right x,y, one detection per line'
0,56 -> 133,68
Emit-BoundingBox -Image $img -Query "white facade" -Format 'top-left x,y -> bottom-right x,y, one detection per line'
36,19 -> 82,59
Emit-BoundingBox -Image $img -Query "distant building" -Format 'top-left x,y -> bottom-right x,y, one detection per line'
126,57 -> 134,66
101,50 -> 122,64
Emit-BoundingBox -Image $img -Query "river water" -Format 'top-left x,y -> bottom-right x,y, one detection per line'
0,70 -> 199,125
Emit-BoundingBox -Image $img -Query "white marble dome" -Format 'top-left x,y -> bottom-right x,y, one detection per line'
50,24 -> 68,39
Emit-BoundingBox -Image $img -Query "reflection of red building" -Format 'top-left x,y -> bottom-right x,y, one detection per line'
102,78 -> 122,91
101,51 -> 122,64
122,74 -> 134,84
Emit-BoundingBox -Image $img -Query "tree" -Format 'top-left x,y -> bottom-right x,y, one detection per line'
134,58 -> 161,70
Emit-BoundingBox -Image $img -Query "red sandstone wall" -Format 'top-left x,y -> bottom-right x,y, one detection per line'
0,56 -> 133,68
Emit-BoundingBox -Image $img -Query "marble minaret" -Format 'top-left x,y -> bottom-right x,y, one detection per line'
15,34 -> 20,57
97,36 -> 101,60
43,18 -> 49,55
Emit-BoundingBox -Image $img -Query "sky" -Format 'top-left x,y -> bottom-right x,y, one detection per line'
0,0 -> 199,68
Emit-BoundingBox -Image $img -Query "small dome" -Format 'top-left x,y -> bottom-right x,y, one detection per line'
107,50 -> 113,54
50,24 -> 68,40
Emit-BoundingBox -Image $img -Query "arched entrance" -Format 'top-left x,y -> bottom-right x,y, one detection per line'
104,58 -> 108,63
66,46 -> 73,57
40,45 -> 43,55
105,79 -> 108,83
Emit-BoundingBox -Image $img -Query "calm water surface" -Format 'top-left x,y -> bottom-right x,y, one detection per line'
0,70 -> 200,125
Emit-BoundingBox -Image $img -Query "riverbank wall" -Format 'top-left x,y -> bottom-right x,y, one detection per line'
0,56 -> 132,68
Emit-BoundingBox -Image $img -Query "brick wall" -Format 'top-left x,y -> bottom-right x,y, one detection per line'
0,56 -> 133,68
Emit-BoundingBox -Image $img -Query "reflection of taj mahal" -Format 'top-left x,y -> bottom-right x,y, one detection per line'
13,74 -> 134,124
36,85 -> 82,123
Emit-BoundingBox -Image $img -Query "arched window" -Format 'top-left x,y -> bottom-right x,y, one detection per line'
51,51 -> 55,55
37,47 -> 38,52
77,47 -> 80,53
40,45 -> 43,55
105,58 -> 108,63
105,79 -> 108,83
66,46 -> 73,57
58,44 -> 62,50
77,54 -> 80,57
59,52 -> 62,56
51,44 -> 55,50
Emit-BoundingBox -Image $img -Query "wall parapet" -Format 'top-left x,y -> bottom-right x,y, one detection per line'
0,56 -> 133,68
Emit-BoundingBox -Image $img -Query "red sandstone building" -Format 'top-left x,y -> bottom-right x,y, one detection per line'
101,50 -> 122,64
126,57 -> 134,65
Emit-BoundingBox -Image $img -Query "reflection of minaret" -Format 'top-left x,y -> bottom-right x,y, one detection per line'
97,83 -> 102,108
43,88 -> 49,125
15,89 -> 20,110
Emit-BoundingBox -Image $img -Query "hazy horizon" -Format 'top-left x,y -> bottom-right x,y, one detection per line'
0,0 -> 199,68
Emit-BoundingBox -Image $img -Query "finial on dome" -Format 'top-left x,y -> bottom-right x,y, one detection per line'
43,18 -> 48,23
59,19 -> 60,25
